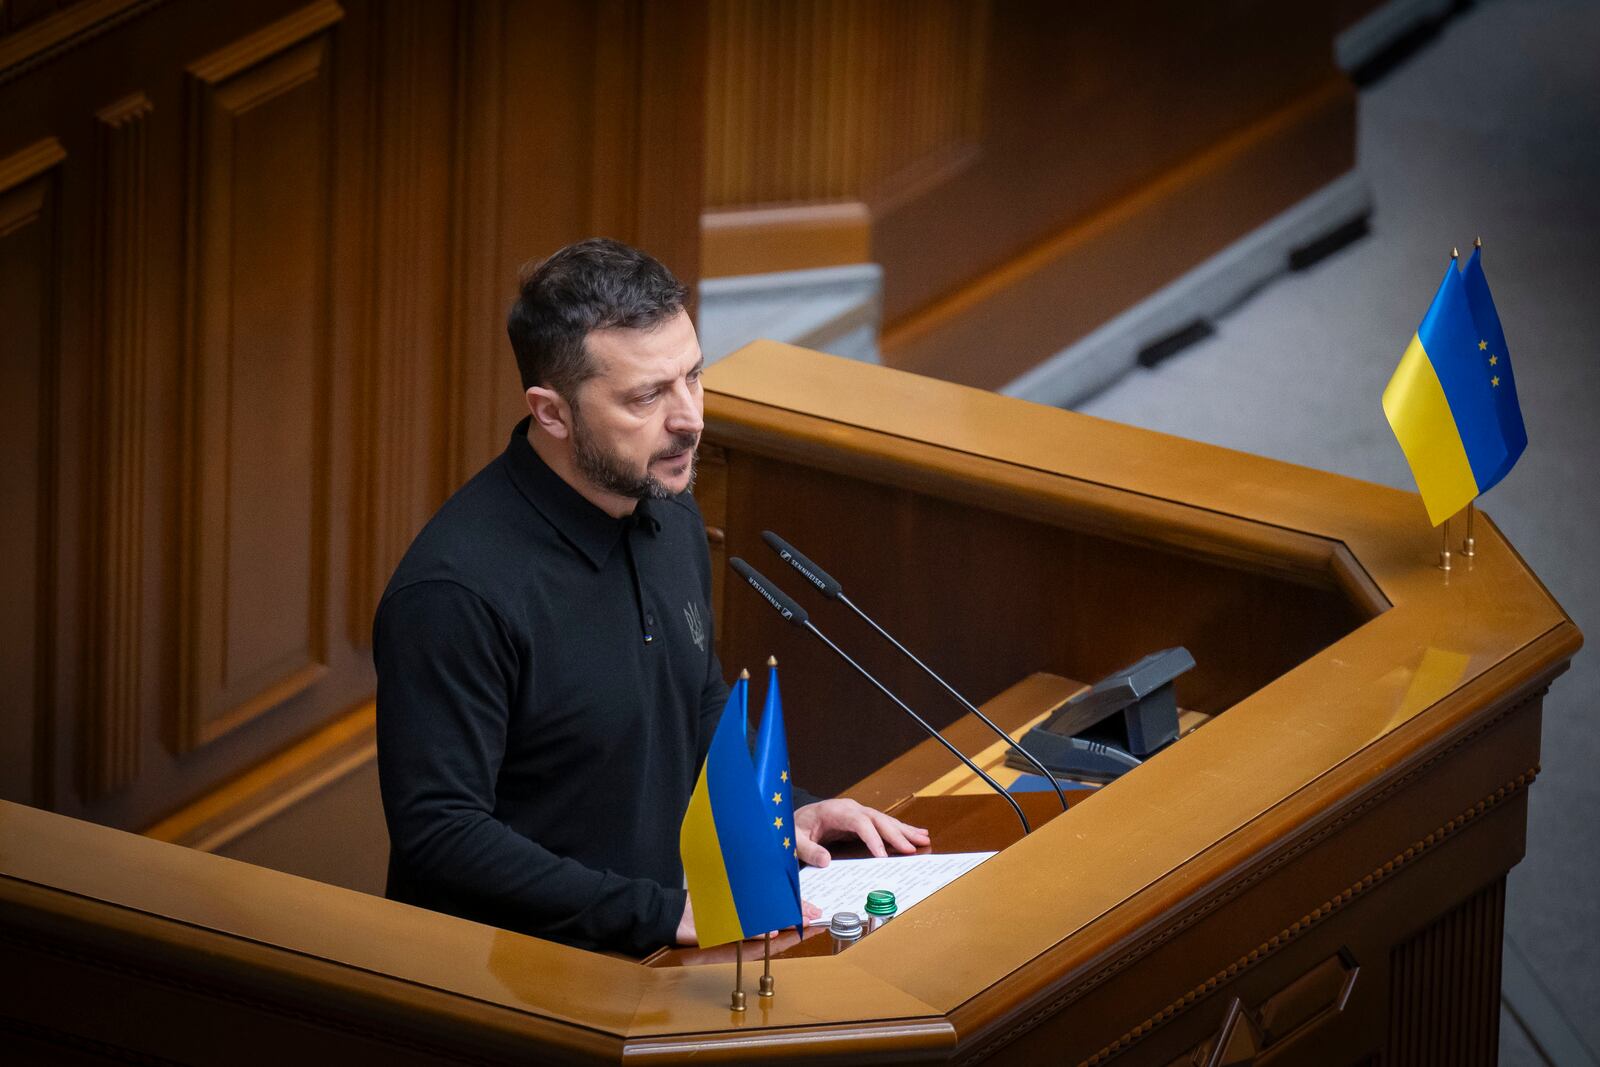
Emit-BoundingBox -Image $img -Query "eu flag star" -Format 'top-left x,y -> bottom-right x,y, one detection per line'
1479,340 -> 1488,351
782,836 -> 791,849
779,770 -> 788,783
1489,354 -> 1499,366
773,816 -> 783,829
1492,376 -> 1501,387
772,792 -> 782,804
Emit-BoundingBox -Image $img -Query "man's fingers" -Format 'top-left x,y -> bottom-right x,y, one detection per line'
802,899 -> 823,922
797,837 -> 831,867
852,812 -> 888,858
873,813 -> 918,854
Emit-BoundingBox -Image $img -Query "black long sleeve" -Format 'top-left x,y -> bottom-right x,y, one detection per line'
376,582 -> 684,954
373,425 -> 726,954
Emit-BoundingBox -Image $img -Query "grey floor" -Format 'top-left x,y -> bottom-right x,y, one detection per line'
1076,1 -> 1600,1061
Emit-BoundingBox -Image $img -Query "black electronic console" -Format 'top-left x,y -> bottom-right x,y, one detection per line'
1006,647 -> 1196,784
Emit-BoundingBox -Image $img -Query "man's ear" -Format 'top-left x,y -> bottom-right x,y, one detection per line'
526,385 -> 572,440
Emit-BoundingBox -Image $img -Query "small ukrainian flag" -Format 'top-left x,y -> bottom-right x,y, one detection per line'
679,675 -> 803,948
1382,249 -> 1527,526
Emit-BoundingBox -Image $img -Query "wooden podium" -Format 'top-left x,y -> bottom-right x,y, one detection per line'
0,344 -> 1580,1064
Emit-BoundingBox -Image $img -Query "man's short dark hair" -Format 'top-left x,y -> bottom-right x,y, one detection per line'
506,238 -> 689,400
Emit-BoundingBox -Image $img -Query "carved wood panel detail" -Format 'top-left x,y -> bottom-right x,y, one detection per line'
175,1 -> 343,751
83,93 -> 151,797
0,137 -> 65,806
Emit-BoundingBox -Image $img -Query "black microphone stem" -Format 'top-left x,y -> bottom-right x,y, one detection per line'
837,592 -> 1071,814
800,620 -> 1030,836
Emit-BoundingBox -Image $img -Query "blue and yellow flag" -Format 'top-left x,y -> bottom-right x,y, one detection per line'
680,676 -> 803,948
754,659 -> 802,899
1382,253 -> 1526,525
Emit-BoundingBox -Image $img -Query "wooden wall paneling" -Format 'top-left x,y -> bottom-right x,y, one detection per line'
442,0 -> 508,487
702,0 -> 986,208
877,77 -> 1358,388
588,0 -> 642,252
82,92 -> 151,799
175,1 -> 343,751
349,0 -> 455,645
699,0 -> 985,277
874,4 -> 1357,386
0,137 -> 64,807
589,0 -> 706,297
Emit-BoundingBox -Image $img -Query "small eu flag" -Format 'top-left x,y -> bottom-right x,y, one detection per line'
1382,249 -> 1527,525
680,675 -> 803,948
1459,245 -> 1527,488
754,657 -> 802,898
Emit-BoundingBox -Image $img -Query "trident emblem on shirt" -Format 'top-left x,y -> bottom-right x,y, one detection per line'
683,601 -> 706,651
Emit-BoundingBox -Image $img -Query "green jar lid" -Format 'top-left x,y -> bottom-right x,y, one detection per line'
864,889 -> 897,915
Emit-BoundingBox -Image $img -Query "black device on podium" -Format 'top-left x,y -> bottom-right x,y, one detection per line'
1006,647 -> 1196,783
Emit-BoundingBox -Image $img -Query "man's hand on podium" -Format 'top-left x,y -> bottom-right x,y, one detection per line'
676,894 -> 697,945
794,799 -> 930,868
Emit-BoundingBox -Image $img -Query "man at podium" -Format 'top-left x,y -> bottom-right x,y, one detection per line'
372,239 -> 926,954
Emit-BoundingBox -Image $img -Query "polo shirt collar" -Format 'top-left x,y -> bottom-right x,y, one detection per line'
503,417 -> 660,570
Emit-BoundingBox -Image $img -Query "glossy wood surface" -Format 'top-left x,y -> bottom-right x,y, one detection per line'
0,343 -> 1579,1063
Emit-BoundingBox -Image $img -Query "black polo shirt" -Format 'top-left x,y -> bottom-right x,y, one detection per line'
374,418 -> 729,953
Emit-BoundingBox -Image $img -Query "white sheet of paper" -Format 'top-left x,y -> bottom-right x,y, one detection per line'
798,852 -> 996,925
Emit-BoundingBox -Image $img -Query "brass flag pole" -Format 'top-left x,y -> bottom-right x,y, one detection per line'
1439,514 -> 1453,571
731,939 -> 746,1012
759,931 -> 775,998
1464,502 -> 1477,557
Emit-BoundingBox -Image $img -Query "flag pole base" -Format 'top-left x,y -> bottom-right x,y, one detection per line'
731,941 -> 746,1012
731,990 -> 746,1011
1438,517 -> 1452,571
1463,502 -> 1477,557
759,931 -> 775,997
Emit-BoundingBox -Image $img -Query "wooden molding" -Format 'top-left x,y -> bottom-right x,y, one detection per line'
0,136 -> 64,810
1387,875 -> 1506,1063
144,701 -> 375,852
0,136 -> 65,199
83,93 -> 153,800
185,0 -> 344,85
0,0 -> 172,87
700,201 -> 870,278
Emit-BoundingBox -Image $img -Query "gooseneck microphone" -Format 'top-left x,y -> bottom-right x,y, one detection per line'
760,530 -> 1070,813
729,557 -> 1030,835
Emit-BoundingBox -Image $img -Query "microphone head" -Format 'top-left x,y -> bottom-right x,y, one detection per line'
729,557 -> 810,626
760,531 -> 843,600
